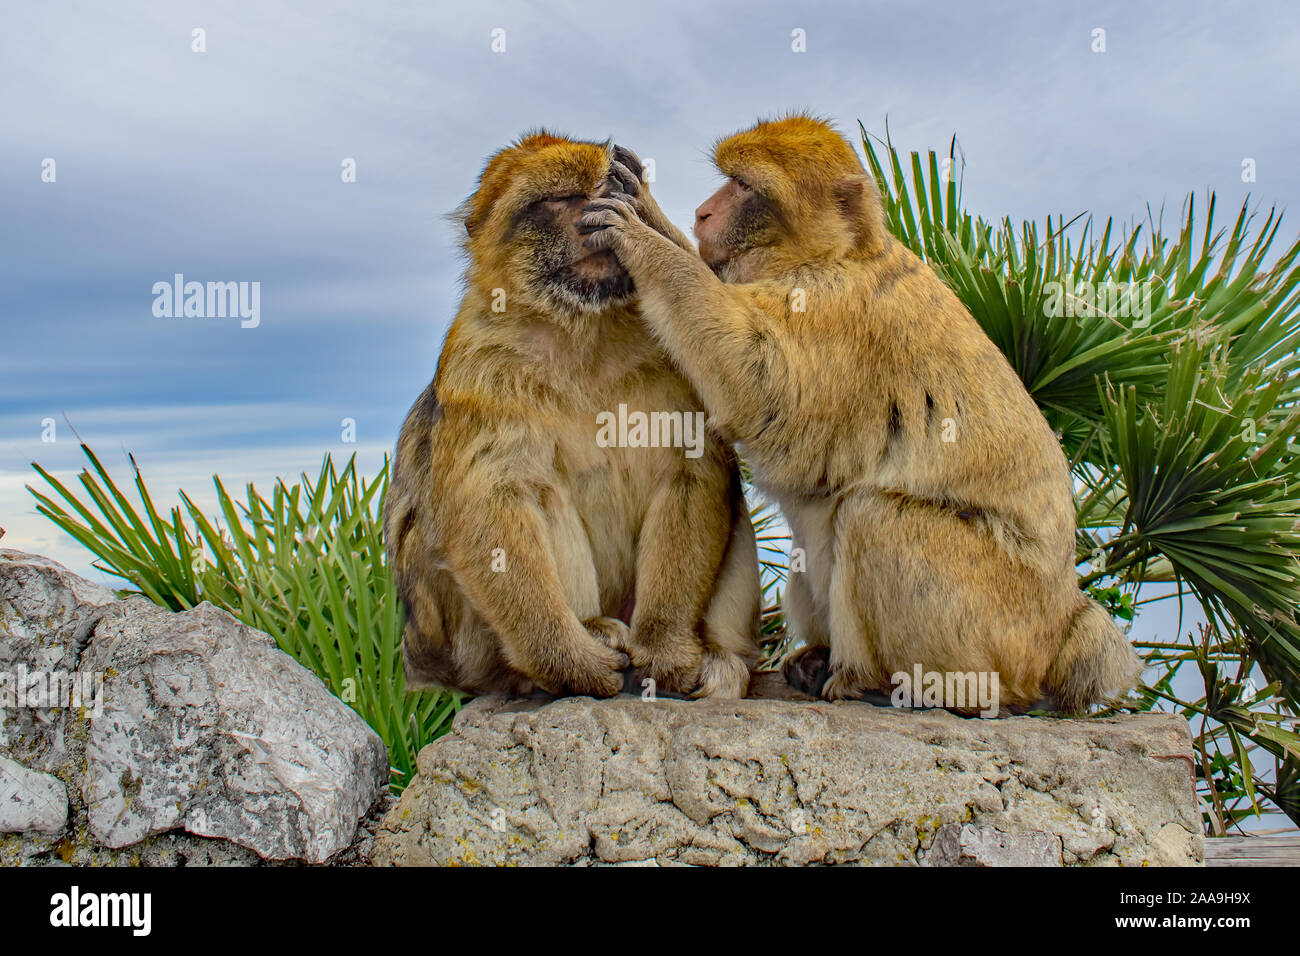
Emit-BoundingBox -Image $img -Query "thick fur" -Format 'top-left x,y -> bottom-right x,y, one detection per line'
384,132 -> 760,699
579,114 -> 1140,712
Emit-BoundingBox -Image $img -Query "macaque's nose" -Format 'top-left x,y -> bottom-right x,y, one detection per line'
694,207 -> 712,236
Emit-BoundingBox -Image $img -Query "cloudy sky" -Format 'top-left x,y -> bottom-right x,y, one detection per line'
3,0 -> 1298,609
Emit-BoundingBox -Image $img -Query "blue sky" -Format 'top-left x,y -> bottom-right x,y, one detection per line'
3,0 -> 1299,604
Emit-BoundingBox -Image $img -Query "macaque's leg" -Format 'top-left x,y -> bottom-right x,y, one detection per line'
695,506 -> 761,698
628,458 -> 733,695
443,485 -> 628,698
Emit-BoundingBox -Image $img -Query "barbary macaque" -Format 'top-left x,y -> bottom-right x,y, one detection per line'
578,115 -> 1140,712
384,133 -> 760,699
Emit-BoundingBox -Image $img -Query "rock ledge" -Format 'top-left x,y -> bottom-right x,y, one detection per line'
375,694 -> 1201,866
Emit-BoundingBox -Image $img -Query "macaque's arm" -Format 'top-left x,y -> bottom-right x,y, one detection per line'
579,197 -> 789,443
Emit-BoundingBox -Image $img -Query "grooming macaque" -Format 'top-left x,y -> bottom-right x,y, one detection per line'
384,133 -> 760,699
579,115 -> 1141,712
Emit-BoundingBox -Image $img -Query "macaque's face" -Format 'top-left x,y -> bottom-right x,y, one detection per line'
466,135 -> 637,315
693,175 -> 780,275
512,171 -> 633,311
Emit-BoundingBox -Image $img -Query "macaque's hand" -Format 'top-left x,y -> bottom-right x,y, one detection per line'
578,194 -> 658,259
603,145 -> 696,252
608,145 -> 645,192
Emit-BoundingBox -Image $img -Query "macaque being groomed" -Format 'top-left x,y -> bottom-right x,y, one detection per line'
384,133 -> 760,699
579,115 -> 1141,713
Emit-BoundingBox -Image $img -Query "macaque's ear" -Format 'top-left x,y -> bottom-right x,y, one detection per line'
464,208 -> 485,238
833,174 -> 886,257
453,195 -> 487,240
832,176 -> 865,218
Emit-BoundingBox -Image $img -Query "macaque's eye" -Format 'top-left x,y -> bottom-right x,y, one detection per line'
733,177 -> 753,193
532,194 -> 584,208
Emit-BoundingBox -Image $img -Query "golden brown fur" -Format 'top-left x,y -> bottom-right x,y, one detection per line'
579,115 -> 1140,712
384,132 -> 760,699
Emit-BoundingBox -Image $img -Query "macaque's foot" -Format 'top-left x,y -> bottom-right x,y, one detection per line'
627,624 -> 703,697
542,617 -> 631,698
557,653 -> 628,698
821,665 -> 883,702
782,645 -> 831,697
691,647 -> 752,699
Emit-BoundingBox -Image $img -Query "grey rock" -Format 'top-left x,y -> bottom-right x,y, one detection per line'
81,599 -> 389,863
0,549 -> 119,668
374,695 -> 1203,867
0,550 -> 388,865
0,755 -> 68,833
921,823 -> 1061,866
0,549 -> 118,771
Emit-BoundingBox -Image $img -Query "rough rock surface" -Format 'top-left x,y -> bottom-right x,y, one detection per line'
0,755 -> 68,834
374,695 -> 1202,867
0,549 -> 388,865
0,550 -> 118,776
81,598 -> 390,862
921,823 -> 1062,866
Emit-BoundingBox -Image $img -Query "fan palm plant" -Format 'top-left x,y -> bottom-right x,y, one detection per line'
29,448 -> 462,792
839,121 -> 1300,828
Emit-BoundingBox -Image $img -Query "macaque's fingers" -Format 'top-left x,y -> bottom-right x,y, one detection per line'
612,145 -> 645,183
584,616 -> 633,664
581,229 -> 618,254
578,202 -> 641,257
609,160 -> 642,197
782,644 -> 831,697
626,624 -> 703,696
821,665 -> 880,702
592,644 -> 631,674
563,641 -> 631,697
691,647 -> 751,699
575,208 -> 621,235
581,196 -> 637,218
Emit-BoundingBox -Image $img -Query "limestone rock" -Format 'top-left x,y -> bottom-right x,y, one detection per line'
0,550 -> 388,865
0,755 -> 68,833
0,549 -> 119,667
921,823 -> 1061,866
81,598 -> 389,863
374,695 -> 1202,867
0,549 -> 118,772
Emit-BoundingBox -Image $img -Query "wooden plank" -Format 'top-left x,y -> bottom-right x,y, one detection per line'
1204,834 -> 1300,866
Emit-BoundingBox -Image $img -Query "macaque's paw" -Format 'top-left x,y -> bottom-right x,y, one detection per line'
691,647 -> 751,699
610,145 -> 646,190
550,618 -> 632,698
782,644 -> 831,697
584,615 -> 633,660
577,196 -> 644,254
821,665 -> 885,703
627,625 -> 703,697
